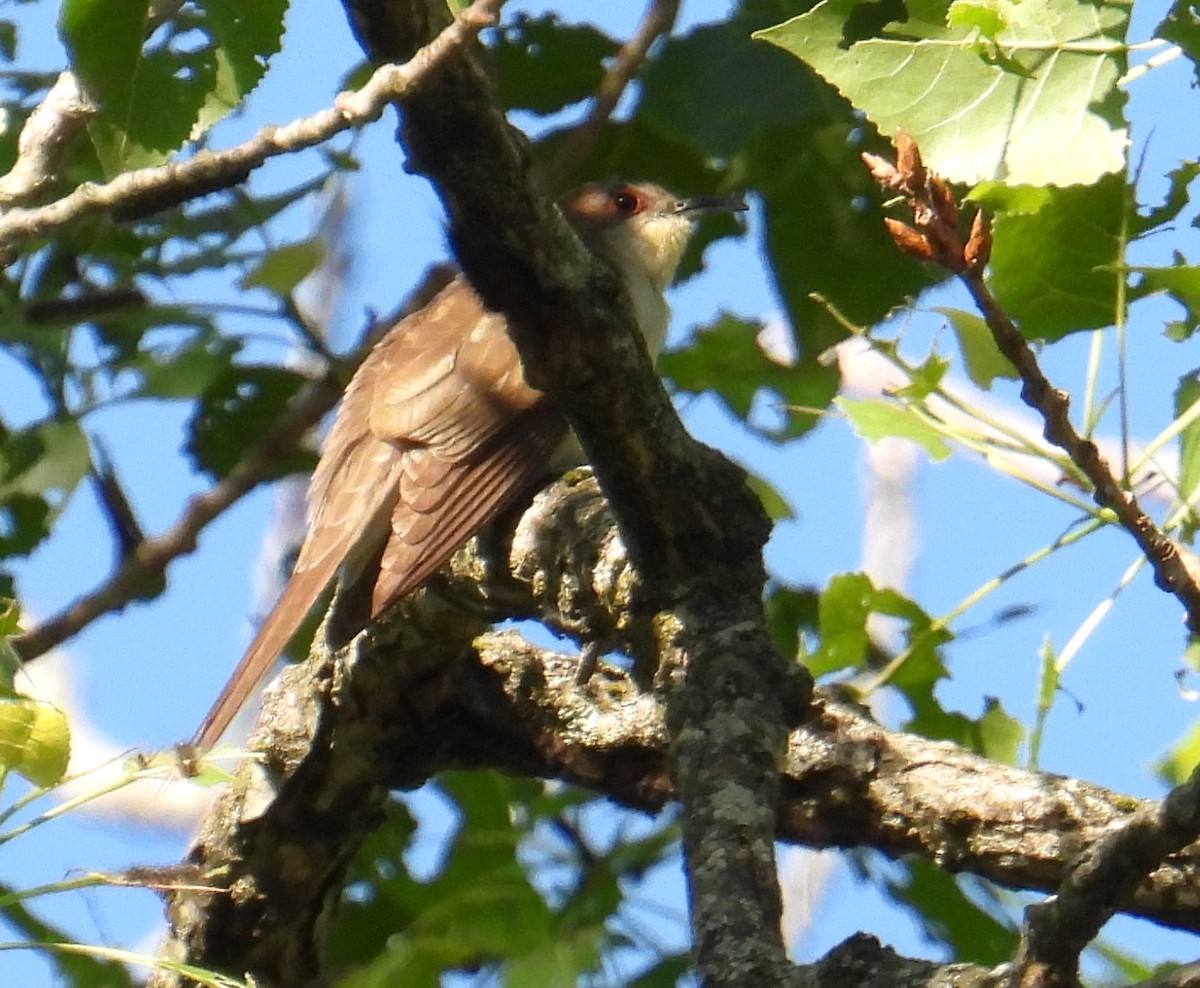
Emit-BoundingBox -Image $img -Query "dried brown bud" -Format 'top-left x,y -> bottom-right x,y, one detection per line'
964,210 -> 992,270
862,151 -> 901,191
929,177 -> 958,227
895,130 -> 926,190
884,218 -> 934,260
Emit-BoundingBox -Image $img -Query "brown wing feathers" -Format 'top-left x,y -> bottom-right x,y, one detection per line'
192,278 -> 561,748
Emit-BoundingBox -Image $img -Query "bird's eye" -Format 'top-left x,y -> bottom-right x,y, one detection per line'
613,191 -> 640,213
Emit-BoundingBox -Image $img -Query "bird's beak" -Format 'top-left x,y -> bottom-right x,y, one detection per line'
676,193 -> 749,217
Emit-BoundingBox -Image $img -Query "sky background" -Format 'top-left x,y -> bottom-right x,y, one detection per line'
4,0 -> 1200,983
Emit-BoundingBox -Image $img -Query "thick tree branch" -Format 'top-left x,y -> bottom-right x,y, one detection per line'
160,473 -> 1200,986
337,3 -> 808,984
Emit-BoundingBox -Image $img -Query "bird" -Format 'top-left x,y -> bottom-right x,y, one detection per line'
192,180 -> 748,750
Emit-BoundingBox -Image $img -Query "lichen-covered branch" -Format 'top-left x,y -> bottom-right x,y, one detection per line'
336,2 -> 809,984
1010,760 -> 1200,987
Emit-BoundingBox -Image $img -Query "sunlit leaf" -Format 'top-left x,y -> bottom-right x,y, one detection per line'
976,174 -> 1127,339
1136,266 -> 1200,341
0,697 -> 70,786
837,396 -> 952,461
0,420 -> 90,505
755,0 -> 1129,186
240,239 -> 326,296
939,308 -> 1018,389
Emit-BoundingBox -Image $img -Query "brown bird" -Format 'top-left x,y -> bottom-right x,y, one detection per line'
193,181 -> 747,749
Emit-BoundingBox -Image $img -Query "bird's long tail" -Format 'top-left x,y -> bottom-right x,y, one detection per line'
191,564 -> 335,750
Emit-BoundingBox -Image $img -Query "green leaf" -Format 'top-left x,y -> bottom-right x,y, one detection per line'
662,314 -> 833,441
0,496 -> 51,559
978,174 -> 1128,339
0,697 -> 70,786
747,473 -> 793,521
0,420 -> 90,505
748,119 -> 942,388
813,572 -> 878,675
939,307 -> 1018,389
61,0 -> 211,171
639,13 -> 827,158
895,352 -> 949,401
131,336 -> 239,400
1158,0 -> 1200,86
977,697 -> 1023,764
494,15 -> 617,115
764,584 -> 819,662
884,858 -> 1017,963
505,923 -> 604,987
754,0 -> 1129,186
629,955 -> 692,987
836,396 -> 952,461
1135,160 -> 1200,236
185,365 -> 313,480
1158,719 -> 1200,786
1176,372 -> 1200,529
811,572 -> 941,677
1135,266 -> 1200,341
239,239 -> 326,296
192,0 -> 288,137
60,0 -> 287,172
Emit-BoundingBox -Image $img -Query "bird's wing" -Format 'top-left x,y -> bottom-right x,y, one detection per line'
365,277 -> 545,456
370,407 -> 567,615
193,278 -> 563,748
362,277 -> 567,612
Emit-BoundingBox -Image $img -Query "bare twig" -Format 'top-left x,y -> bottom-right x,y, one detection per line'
11,369 -> 344,661
0,73 -> 95,206
0,0 -> 505,263
10,262 -> 454,661
865,132 -> 1200,634
543,0 -> 681,189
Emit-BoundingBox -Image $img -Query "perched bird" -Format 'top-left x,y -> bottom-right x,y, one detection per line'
193,180 -> 747,749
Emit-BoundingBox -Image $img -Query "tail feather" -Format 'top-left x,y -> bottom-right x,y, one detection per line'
192,564 -> 336,750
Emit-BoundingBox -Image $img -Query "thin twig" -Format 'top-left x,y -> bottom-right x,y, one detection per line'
0,0 -> 505,263
543,0 -> 680,189
864,132 -> 1200,635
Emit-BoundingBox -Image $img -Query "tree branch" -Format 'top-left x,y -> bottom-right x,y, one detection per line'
337,2 -> 809,984
0,0 -> 502,264
1011,761 -> 1200,987
159,472 -> 1200,986
542,0 -> 681,189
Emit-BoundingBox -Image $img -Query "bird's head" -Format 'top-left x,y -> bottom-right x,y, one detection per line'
560,180 -> 748,293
